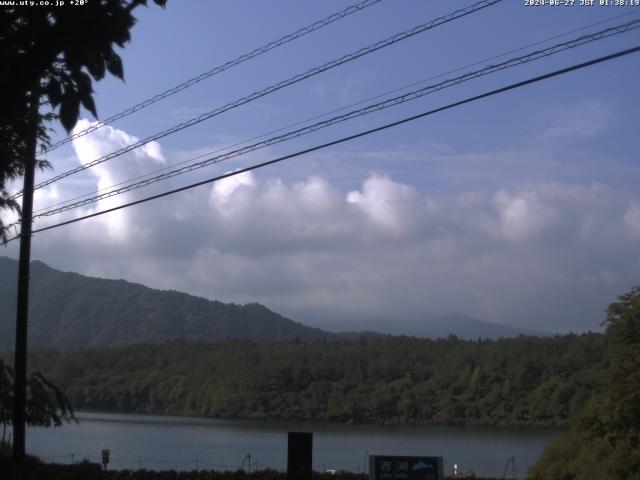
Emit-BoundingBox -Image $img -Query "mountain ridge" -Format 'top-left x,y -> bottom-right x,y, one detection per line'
0,256 -> 339,350
0,256 -> 545,350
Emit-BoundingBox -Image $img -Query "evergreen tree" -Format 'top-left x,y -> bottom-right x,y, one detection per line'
530,287 -> 640,480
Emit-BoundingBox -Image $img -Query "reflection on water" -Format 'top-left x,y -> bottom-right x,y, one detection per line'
27,411 -> 561,477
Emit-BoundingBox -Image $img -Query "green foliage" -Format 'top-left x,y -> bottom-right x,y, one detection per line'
20,333 -> 607,427
529,287 -> 640,480
0,359 -> 76,446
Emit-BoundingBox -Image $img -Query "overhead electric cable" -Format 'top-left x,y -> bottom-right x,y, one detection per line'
19,0 -> 503,198
32,10 -> 640,217
41,0 -> 385,153
30,19 -> 640,219
6,44 -> 636,243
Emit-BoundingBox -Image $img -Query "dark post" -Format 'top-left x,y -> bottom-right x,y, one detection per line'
12,90 -> 40,480
287,432 -> 312,480
102,449 -> 110,471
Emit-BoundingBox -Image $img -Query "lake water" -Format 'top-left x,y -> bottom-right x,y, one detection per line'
26,411 -> 561,478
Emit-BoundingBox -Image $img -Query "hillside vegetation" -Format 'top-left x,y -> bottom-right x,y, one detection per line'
23,334 -> 606,427
530,287 -> 640,479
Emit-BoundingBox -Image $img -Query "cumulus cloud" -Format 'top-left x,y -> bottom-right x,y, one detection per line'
493,189 -> 553,242
347,175 -> 421,235
69,120 -> 165,241
5,120 -> 639,334
212,171 -> 255,204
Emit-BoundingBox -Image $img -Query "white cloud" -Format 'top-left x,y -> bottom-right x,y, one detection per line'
347,174 -> 420,235
5,120 -> 638,335
493,189 -> 552,242
69,120 -> 165,242
212,170 -> 255,204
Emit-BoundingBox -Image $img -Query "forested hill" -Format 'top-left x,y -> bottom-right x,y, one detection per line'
0,257 -> 338,350
24,334 -> 607,427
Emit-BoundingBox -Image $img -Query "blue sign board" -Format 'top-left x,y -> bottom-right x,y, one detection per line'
369,455 -> 443,480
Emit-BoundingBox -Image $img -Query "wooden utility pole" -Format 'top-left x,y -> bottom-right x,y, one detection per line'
12,89 -> 40,480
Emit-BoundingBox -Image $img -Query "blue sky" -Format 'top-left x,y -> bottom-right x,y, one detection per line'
88,0 -> 640,159
4,0 -> 640,334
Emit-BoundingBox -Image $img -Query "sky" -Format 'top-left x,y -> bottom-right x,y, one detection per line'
3,0 -> 640,334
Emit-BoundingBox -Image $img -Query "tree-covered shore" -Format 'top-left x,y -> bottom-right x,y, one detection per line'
529,287 -> 640,479
9,333 -> 607,428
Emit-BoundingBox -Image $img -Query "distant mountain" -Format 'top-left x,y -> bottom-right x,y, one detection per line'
373,313 -> 547,339
0,257 -> 546,351
0,257 -> 338,350
297,310 -> 548,341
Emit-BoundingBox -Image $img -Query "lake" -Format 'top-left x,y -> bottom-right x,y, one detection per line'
26,411 -> 561,478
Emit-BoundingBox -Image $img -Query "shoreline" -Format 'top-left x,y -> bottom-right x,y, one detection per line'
70,409 -> 567,430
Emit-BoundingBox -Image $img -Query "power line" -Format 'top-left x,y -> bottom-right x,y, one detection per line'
30,10 -> 640,218
41,0 -> 385,154
30,18 -> 640,220
19,0 -> 503,197
7,45 -> 636,242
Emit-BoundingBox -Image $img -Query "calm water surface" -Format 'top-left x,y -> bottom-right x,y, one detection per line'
26,411 -> 561,477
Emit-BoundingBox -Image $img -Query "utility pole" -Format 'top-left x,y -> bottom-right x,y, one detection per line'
12,88 -> 40,480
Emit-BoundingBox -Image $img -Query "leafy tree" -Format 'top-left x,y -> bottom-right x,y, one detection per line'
0,360 -> 75,447
0,0 -> 167,242
529,287 -> 640,480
